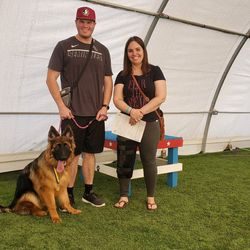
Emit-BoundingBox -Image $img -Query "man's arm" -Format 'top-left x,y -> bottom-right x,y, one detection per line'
103,75 -> 113,107
96,75 -> 113,121
46,68 -> 73,120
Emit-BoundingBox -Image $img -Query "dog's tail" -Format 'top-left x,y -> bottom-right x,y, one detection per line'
0,204 -> 11,213
0,196 -> 20,213
0,197 -> 18,213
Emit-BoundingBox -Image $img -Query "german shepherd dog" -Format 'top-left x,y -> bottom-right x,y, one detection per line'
0,125 -> 81,223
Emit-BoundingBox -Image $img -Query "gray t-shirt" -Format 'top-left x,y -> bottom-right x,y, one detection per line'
48,36 -> 113,116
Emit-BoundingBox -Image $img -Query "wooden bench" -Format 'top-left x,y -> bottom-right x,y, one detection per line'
95,131 -> 183,188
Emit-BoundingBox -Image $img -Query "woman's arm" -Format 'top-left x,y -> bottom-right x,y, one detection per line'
113,84 -> 129,113
113,83 -> 143,123
140,79 -> 166,115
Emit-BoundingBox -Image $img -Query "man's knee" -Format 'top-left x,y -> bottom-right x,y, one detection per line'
82,152 -> 95,159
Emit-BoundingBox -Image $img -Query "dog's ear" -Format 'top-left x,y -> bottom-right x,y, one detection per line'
62,125 -> 73,138
48,126 -> 60,139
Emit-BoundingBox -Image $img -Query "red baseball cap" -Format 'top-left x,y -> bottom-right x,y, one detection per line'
76,7 -> 96,21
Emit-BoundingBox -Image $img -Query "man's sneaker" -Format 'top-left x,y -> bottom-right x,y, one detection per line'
82,191 -> 105,207
59,193 -> 75,213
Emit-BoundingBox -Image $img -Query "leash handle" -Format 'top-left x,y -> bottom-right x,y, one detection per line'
58,118 -> 94,131
58,120 -> 62,134
59,115 -> 108,132
72,118 -> 95,129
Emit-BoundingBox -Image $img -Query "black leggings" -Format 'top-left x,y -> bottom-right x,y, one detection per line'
116,121 -> 160,197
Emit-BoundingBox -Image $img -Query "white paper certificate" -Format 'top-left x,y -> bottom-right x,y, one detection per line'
112,113 -> 146,142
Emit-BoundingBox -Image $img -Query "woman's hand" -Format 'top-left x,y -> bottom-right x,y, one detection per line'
129,108 -> 144,124
129,117 -> 137,125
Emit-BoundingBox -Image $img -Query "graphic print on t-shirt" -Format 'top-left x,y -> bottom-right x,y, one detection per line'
67,49 -> 103,62
127,77 -> 147,108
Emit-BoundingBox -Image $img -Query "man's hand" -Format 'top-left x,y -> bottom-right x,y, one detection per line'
96,107 -> 108,121
59,105 -> 74,120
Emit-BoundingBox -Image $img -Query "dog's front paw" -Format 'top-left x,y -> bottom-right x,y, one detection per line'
72,209 -> 81,214
51,216 -> 62,223
67,207 -> 81,214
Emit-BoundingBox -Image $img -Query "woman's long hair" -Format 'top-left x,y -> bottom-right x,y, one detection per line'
122,36 -> 150,76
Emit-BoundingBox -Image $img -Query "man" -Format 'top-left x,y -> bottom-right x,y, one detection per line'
46,6 -> 113,207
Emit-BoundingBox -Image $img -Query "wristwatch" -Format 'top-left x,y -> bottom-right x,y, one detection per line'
102,104 -> 110,110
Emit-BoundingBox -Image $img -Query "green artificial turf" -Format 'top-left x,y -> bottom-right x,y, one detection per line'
0,149 -> 249,249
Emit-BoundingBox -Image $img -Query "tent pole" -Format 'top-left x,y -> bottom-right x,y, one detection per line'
144,0 -> 170,46
85,0 -> 248,37
201,29 -> 250,153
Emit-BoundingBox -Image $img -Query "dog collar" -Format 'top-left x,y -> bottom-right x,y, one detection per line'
53,167 -> 60,184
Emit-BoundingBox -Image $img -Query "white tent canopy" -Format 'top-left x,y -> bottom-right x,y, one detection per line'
0,0 -> 250,172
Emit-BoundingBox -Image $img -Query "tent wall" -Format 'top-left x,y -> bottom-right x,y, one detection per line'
0,0 -> 250,172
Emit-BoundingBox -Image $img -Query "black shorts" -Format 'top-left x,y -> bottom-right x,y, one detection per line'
61,116 -> 105,155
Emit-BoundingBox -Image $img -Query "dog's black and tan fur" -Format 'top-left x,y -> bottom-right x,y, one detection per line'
0,126 -> 81,223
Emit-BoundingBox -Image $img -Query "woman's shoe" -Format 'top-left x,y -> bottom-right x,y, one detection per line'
114,199 -> 128,209
146,198 -> 157,211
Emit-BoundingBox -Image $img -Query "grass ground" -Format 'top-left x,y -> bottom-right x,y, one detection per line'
0,149 -> 249,250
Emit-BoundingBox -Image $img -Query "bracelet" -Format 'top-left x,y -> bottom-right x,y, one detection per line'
102,104 -> 110,110
125,106 -> 132,114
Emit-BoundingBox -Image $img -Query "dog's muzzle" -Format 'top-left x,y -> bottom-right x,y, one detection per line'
53,144 -> 71,161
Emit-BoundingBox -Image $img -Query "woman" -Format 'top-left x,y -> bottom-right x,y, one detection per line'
113,36 -> 166,210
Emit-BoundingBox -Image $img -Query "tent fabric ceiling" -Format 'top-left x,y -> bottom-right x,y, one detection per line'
0,0 -> 250,158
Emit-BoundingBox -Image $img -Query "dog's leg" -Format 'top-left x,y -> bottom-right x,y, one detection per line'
39,190 -> 61,223
31,207 -> 47,217
13,201 -> 47,217
12,193 -> 47,217
58,191 -> 81,215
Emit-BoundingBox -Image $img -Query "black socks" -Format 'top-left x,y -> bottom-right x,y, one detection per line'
84,184 -> 93,194
68,185 -> 93,196
67,187 -> 74,195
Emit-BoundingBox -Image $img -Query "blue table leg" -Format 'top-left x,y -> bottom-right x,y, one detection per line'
167,147 -> 179,187
128,181 -> 132,197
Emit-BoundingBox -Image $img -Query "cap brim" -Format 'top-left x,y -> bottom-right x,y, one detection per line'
76,17 -> 95,21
